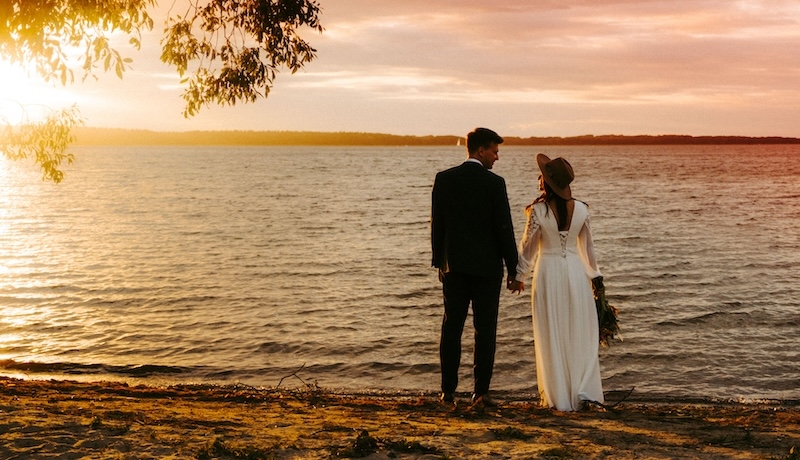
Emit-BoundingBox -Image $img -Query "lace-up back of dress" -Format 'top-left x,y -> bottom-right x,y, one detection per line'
533,201 -> 584,258
558,231 -> 569,257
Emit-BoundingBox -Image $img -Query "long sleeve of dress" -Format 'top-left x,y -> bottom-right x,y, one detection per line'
578,215 -> 602,279
515,206 -> 541,282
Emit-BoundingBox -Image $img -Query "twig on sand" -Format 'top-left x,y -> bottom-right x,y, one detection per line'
586,387 -> 636,411
277,363 -> 311,389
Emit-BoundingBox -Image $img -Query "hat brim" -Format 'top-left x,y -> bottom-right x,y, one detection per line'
536,154 -> 572,199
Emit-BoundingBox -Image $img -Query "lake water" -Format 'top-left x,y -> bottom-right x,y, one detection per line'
1,144 -> 798,402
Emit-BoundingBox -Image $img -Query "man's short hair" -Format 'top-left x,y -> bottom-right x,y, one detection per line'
466,128 -> 503,154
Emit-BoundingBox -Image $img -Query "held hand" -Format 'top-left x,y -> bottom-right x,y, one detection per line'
507,277 -> 524,294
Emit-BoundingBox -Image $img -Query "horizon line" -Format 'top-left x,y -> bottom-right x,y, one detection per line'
72,127 -> 800,146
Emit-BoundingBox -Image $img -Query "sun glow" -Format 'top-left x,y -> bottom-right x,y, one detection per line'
0,61 -> 77,126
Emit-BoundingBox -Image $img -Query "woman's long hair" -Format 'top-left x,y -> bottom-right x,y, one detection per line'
527,178 -> 571,231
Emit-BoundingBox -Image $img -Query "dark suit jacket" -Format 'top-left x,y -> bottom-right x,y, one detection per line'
431,161 -> 518,279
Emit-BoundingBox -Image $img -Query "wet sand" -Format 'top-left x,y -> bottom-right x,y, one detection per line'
1,377 -> 798,459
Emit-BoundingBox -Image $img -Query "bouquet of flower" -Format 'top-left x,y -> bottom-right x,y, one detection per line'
592,276 -> 620,347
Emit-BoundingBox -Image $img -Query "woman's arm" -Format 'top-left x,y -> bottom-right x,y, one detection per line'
515,205 -> 541,282
578,214 -> 602,279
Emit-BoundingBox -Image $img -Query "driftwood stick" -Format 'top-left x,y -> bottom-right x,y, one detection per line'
608,386 -> 636,408
586,386 -> 636,411
277,363 -> 309,388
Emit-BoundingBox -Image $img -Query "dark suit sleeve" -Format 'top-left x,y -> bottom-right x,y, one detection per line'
431,173 -> 444,268
494,176 -> 519,278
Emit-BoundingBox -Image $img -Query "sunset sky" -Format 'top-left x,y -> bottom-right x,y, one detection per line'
2,0 -> 800,137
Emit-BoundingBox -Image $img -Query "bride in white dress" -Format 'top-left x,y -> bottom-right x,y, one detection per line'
514,154 -> 604,411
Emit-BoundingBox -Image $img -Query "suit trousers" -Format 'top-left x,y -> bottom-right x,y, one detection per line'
439,271 -> 502,396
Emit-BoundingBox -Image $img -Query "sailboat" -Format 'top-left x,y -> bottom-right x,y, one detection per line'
456,138 -> 461,146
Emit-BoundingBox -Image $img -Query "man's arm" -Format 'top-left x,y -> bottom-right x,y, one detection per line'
431,173 -> 444,269
494,177 -> 519,280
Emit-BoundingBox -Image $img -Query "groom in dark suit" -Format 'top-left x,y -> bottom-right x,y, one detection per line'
431,127 -> 522,407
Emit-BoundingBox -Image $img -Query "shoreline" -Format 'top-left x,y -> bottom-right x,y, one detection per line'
2,377 -> 798,459
4,369 -> 798,406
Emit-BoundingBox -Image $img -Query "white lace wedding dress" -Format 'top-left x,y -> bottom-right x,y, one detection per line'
515,200 -> 604,411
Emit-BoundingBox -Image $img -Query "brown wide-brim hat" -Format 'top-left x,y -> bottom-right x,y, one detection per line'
537,154 -> 574,199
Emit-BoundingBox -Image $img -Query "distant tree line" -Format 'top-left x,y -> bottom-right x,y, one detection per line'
73,128 -> 800,146
503,134 -> 800,146
73,129 -> 453,146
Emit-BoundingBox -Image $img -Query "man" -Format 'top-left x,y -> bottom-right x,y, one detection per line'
431,127 -> 523,407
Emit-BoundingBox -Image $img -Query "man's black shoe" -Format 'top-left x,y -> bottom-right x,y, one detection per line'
471,393 -> 498,408
440,392 -> 455,403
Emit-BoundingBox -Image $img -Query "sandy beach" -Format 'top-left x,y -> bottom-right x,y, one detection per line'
1,377 -> 798,459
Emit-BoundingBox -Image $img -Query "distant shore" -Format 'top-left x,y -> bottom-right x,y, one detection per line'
1,377 -> 798,459
73,127 -> 800,147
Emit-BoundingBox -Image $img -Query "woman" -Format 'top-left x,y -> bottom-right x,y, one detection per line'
514,154 -> 604,411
